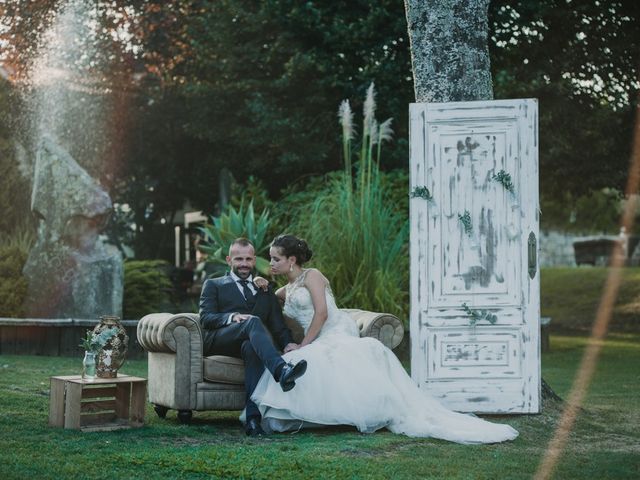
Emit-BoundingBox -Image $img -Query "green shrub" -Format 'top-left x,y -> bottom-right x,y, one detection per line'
291,84 -> 409,322
0,245 -> 28,317
123,260 -> 174,320
199,201 -> 272,275
229,176 -> 275,220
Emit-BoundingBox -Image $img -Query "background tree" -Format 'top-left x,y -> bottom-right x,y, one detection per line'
490,0 -> 640,207
177,0 -> 413,196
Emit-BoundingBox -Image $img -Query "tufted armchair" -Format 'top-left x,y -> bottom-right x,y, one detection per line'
137,309 -> 404,423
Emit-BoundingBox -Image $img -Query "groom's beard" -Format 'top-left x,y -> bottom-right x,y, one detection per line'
232,266 -> 253,280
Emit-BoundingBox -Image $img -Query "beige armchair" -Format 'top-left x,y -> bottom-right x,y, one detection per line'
137,310 -> 404,423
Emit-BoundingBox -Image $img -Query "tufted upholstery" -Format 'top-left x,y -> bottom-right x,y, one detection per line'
137,309 -> 404,421
342,309 -> 404,350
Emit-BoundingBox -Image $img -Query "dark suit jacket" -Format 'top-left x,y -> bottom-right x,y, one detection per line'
198,274 -> 293,349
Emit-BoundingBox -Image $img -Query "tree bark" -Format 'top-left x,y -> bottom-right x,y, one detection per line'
404,0 -> 493,102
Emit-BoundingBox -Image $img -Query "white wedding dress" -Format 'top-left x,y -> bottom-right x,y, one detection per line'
250,270 -> 519,444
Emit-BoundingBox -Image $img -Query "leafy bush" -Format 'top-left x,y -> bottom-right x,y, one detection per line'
0,245 -> 28,317
199,201 -> 272,275
540,189 -> 624,234
229,176 -> 275,220
123,260 -> 174,320
0,220 -> 35,318
379,168 -> 409,218
291,84 -> 409,321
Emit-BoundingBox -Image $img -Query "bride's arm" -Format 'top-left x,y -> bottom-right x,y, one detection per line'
299,269 -> 328,347
275,286 -> 286,302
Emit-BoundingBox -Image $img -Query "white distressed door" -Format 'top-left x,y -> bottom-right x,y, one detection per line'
409,99 -> 540,413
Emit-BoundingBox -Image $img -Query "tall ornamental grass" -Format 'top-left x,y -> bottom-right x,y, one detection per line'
293,84 -> 409,321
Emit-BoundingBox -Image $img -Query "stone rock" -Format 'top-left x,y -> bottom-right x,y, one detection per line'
23,136 -> 123,319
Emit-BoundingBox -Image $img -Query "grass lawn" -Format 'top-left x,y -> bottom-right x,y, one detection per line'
1,334 -> 638,479
541,267 -> 640,332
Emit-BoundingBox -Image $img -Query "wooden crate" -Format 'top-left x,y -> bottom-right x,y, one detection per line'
49,375 -> 147,432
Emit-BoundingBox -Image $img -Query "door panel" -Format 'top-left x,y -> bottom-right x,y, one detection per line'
409,99 -> 540,413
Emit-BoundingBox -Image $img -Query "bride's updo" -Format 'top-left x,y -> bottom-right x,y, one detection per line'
271,234 -> 313,266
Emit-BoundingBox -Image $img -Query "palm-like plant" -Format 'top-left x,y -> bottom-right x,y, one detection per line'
199,201 -> 272,275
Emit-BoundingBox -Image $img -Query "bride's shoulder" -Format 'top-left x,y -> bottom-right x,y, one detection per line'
275,286 -> 286,301
303,268 -> 329,285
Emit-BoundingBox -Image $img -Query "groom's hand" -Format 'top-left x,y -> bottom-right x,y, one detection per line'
283,343 -> 300,353
253,276 -> 270,291
232,314 -> 252,323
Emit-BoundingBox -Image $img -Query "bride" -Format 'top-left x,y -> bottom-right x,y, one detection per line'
250,234 -> 518,444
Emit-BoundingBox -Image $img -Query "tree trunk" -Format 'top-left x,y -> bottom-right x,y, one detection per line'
403,0 -> 493,102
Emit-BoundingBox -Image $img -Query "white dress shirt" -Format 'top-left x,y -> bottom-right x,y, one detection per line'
227,271 -> 256,324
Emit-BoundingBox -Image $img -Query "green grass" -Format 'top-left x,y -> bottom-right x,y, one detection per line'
1,334 -> 639,479
542,267 -> 640,333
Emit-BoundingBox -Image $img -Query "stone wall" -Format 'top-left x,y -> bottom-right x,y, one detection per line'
539,230 -> 577,267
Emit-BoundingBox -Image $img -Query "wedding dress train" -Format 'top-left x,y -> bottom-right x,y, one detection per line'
250,270 -> 518,444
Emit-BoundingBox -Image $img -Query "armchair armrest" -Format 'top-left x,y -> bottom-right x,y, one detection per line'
342,309 -> 404,350
137,313 -> 203,411
137,312 -> 202,353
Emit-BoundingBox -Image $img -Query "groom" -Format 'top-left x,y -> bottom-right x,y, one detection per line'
199,237 -> 307,436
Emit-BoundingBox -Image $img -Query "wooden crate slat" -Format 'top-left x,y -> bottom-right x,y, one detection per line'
81,386 -> 116,399
81,412 -> 118,426
130,381 -> 146,425
80,399 -> 117,413
48,377 -> 66,427
115,382 -> 131,419
63,382 -> 83,429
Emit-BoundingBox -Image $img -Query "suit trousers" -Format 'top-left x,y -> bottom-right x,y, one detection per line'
202,293 -> 287,420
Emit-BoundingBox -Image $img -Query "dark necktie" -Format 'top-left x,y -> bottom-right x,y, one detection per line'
238,280 -> 255,304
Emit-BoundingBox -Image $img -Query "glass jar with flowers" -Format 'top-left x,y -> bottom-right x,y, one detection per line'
79,327 -> 118,379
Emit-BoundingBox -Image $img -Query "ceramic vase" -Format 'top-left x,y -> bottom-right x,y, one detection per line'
94,315 -> 129,378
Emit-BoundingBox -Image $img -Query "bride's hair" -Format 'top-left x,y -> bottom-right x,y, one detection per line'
271,234 -> 313,266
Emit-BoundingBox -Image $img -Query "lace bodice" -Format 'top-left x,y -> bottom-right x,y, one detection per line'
283,269 -> 359,339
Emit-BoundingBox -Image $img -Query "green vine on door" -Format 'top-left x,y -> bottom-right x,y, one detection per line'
492,169 -> 515,194
410,186 -> 433,201
462,303 -> 498,326
458,210 -> 473,236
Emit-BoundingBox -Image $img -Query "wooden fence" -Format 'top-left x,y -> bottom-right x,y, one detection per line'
0,318 -> 145,359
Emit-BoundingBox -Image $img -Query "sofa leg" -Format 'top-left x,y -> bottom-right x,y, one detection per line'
154,404 -> 169,419
177,410 -> 193,424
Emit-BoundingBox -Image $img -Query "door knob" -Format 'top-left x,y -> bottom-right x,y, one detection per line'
528,232 -> 537,279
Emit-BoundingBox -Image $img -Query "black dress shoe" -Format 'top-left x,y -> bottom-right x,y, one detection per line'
278,360 -> 308,392
245,417 -> 266,437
